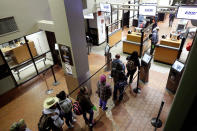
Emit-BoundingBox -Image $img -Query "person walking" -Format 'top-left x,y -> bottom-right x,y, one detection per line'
77,87 -> 95,127
56,91 -> 76,129
97,74 -> 112,111
150,26 -> 159,55
169,13 -> 175,27
126,51 -> 140,90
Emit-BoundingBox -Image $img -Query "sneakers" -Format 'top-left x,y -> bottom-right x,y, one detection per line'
68,124 -> 74,128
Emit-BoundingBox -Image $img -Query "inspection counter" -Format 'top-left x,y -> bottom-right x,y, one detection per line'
123,32 -> 150,55
154,38 -> 181,65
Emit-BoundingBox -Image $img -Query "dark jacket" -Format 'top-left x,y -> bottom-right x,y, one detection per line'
126,55 -> 140,71
77,92 -> 93,112
97,82 -> 112,101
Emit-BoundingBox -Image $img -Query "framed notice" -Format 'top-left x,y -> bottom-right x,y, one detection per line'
59,44 -> 73,66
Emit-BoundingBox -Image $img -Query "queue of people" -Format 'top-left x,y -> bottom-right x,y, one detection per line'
10,51 -> 140,131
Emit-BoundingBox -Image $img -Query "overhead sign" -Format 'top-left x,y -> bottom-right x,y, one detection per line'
177,6 -> 197,20
100,3 -> 111,12
84,13 -> 94,19
139,5 -> 156,16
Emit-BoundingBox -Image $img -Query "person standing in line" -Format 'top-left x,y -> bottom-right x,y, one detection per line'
150,26 -> 159,55
43,97 -> 64,131
126,51 -> 140,90
96,74 -> 112,111
56,91 -> 76,129
77,87 -> 95,127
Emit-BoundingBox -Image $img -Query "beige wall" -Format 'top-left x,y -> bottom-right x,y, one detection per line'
0,0 -> 52,44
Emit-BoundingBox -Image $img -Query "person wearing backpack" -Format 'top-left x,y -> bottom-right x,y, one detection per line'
77,87 -> 95,127
41,97 -> 64,131
56,91 -> 76,129
113,62 -> 127,101
126,51 -> 140,89
111,54 -> 125,80
96,74 -> 112,111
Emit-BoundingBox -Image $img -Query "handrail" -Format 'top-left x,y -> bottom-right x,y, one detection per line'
107,19 -> 122,27
142,23 -> 154,33
10,50 -> 50,70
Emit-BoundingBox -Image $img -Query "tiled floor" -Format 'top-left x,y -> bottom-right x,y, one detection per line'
0,53 -> 174,131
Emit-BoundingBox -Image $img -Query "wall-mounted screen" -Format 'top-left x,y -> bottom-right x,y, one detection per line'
139,6 -> 156,16
172,60 -> 184,72
100,3 -> 111,13
177,6 -> 197,20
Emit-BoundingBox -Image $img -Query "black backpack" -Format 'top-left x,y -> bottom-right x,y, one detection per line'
38,113 -> 53,131
111,62 -> 123,77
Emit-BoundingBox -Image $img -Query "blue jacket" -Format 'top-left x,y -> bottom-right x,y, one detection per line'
151,30 -> 158,44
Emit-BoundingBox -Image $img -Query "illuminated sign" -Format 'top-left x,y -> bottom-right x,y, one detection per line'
100,3 -> 111,12
177,6 -> 197,20
139,5 -> 156,16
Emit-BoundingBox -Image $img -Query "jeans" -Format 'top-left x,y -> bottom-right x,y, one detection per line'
99,99 -> 107,110
83,109 -> 94,124
64,111 -> 73,127
127,69 -> 137,84
113,83 -> 124,101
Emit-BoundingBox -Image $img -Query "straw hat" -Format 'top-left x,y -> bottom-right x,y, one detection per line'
43,97 -> 59,109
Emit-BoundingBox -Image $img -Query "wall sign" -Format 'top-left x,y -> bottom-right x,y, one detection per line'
139,5 -> 156,16
84,13 -> 94,19
59,44 -> 73,66
100,3 -> 111,13
177,6 -> 197,20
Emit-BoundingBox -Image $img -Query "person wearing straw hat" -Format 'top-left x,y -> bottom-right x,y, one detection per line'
43,97 -> 64,131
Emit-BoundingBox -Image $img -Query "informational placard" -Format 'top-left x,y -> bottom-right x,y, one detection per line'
105,44 -> 110,54
142,53 -> 152,64
100,3 -> 111,13
97,13 -> 106,44
84,13 -> 94,19
59,45 -> 73,66
172,60 -> 184,72
177,6 -> 197,20
139,5 -> 156,16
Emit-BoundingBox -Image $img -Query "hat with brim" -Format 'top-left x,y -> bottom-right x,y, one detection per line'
43,97 -> 59,109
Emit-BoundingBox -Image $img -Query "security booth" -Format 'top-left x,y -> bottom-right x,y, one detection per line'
166,60 -> 184,94
140,53 -> 152,83
104,44 -> 112,71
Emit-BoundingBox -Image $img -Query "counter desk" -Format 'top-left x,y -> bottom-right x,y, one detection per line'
123,32 -> 150,55
154,39 -> 181,65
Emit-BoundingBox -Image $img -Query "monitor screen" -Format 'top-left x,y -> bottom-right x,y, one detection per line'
139,5 -> 156,16
142,53 -> 151,64
172,60 -> 184,72
177,6 -> 197,20
100,3 -> 111,13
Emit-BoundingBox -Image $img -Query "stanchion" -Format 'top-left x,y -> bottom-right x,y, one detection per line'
133,70 -> 141,94
51,66 -> 60,86
151,101 -> 165,128
42,72 -> 53,95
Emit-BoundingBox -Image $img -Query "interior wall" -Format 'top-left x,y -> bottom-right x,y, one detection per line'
0,0 -> 52,44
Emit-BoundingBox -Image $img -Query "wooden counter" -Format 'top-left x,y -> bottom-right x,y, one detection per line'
109,29 -> 122,47
1,41 -> 37,64
127,32 -> 141,43
160,39 -> 181,48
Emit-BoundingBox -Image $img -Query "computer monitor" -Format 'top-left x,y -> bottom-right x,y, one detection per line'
172,60 -> 184,72
142,53 -> 152,64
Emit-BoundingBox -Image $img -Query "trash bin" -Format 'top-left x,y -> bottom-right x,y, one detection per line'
166,60 -> 185,94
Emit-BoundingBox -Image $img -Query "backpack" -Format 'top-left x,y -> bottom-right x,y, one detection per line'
126,60 -> 136,71
59,98 -> 72,114
111,62 -> 123,77
38,113 -> 53,131
73,101 -> 83,115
